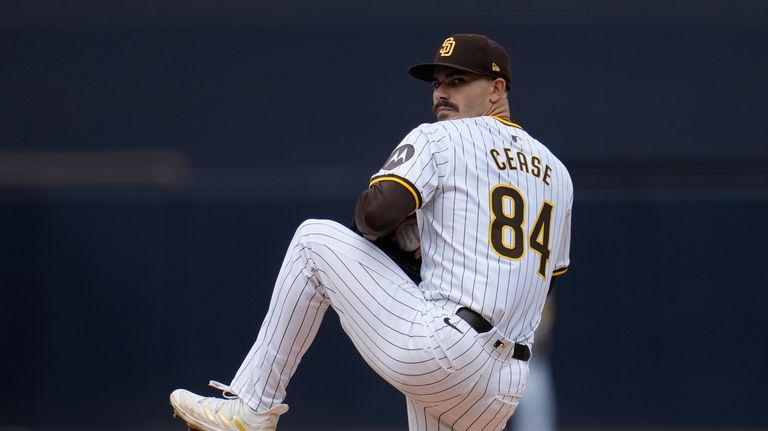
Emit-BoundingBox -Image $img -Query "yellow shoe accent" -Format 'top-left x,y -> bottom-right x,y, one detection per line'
203,405 -> 216,422
233,417 -> 248,431
218,411 -> 234,430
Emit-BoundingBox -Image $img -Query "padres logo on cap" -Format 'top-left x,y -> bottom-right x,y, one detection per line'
439,37 -> 456,57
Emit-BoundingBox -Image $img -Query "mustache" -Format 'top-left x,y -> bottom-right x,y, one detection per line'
434,101 -> 458,113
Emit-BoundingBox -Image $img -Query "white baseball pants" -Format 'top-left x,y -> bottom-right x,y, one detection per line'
229,219 -> 529,431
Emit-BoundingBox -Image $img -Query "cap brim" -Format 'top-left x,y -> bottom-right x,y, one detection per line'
408,62 -> 489,82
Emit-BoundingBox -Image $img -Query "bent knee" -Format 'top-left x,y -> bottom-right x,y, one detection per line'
295,219 -> 347,238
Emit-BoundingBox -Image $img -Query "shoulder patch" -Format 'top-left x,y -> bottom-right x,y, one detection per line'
383,144 -> 415,170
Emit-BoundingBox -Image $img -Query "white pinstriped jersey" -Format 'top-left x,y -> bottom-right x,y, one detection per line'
224,116 -> 571,431
372,116 -> 572,344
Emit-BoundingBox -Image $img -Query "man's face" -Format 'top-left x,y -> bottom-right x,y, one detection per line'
431,66 -> 494,121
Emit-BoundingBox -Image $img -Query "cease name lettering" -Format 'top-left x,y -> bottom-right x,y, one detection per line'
489,148 -> 552,186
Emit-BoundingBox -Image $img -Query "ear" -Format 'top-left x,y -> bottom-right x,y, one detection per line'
488,78 -> 507,103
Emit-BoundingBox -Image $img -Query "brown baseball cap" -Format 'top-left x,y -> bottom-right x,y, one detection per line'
409,34 -> 512,86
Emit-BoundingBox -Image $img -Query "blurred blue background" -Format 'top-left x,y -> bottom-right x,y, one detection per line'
1,1 -> 767,430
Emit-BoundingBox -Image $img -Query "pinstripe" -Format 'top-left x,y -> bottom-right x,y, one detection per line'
467,120 -> 482,308
231,253 -> 303,386
402,133 -> 434,179
489,124 -> 506,325
458,120 -> 471,306
454,361 -> 500,429
447,140 -> 459,304
505,129 -> 533,338
259,278 -> 320,409
434,144 -> 454,298
435,355 -> 492,429
237,257 -> 311,406
317,251 -> 424,348
310,235 -> 416,313
275,288 -> 327,404
233,258 -> 325,408
476,118 -> 493,317
318,285 -> 420,355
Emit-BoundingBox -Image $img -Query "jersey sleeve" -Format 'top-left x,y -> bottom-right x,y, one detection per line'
552,192 -> 572,277
370,125 -> 444,211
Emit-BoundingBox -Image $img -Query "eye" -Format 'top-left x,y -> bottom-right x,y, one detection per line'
432,81 -> 441,90
449,77 -> 466,87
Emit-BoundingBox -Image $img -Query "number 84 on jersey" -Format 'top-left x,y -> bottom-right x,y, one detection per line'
489,184 -> 554,279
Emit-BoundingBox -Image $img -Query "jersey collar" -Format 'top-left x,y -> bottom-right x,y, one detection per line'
490,116 -> 523,129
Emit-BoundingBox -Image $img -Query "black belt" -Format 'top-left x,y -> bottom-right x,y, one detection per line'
456,307 -> 531,362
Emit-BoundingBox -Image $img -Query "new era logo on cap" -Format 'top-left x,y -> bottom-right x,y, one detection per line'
409,34 -> 512,86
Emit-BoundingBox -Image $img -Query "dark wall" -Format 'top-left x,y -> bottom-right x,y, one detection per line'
1,2 -> 767,429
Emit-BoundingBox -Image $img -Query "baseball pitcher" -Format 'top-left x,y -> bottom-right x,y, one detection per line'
170,33 -> 573,431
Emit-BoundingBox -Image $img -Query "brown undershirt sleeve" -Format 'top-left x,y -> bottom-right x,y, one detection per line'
354,180 -> 417,237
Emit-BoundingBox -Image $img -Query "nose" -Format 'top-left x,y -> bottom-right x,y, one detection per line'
433,83 -> 449,101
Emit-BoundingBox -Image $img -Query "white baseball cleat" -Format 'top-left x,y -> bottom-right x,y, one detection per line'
170,381 -> 288,431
